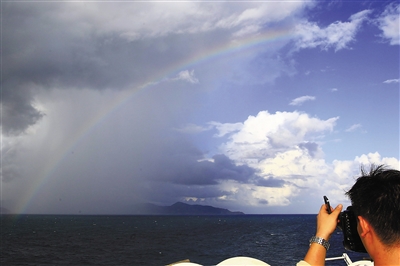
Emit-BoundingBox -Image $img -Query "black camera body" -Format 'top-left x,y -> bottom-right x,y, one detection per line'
338,206 -> 367,253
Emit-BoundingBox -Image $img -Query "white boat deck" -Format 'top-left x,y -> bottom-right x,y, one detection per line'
167,253 -> 374,266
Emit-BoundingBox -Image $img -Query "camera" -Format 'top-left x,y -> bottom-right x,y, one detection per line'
338,206 -> 367,253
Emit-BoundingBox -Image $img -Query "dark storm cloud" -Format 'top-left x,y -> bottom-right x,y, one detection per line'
2,3 -> 51,134
2,3 -> 150,134
148,153 -> 258,186
2,2 -> 148,90
212,154 -> 258,182
185,154 -> 258,185
1,85 -> 44,135
2,2 -> 229,135
1,2 -> 109,134
1,2 -> 302,137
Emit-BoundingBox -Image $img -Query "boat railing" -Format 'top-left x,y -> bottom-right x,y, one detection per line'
325,253 -> 374,266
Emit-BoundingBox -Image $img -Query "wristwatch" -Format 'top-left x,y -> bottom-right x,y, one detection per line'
309,236 -> 330,250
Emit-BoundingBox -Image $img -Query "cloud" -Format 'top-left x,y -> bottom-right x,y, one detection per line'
214,2 -> 312,36
354,152 -> 399,169
2,2 -> 398,215
1,2 -> 310,137
2,88 -> 398,214
298,142 -> 322,158
383,79 -> 399,84
172,70 -> 199,84
103,2 -> 310,40
209,121 -> 244,137
376,3 -> 400,45
255,176 -> 286,188
1,85 -> 45,136
289,95 -> 316,106
294,9 -> 371,51
345,124 -> 362,132
216,111 -> 338,163
152,153 -> 259,186
174,123 -> 212,134
1,2 -> 315,214
205,110 -> 346,207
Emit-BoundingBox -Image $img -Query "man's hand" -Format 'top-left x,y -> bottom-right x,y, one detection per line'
316,203 -> 343,240
303,203 -> 343,266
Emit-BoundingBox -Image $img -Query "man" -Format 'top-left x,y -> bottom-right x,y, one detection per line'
297,165 -> 400,266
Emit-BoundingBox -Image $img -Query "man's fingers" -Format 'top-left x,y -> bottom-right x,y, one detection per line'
332,204 -> 343,215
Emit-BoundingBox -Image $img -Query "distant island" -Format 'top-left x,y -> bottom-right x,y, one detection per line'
132,202 -> 244,215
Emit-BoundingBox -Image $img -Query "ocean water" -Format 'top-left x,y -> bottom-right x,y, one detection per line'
1,215 -> 368,265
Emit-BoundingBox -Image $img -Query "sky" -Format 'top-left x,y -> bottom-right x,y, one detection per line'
1,0 -> 399,215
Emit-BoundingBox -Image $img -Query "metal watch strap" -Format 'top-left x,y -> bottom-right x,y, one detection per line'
309,236 -> 330,250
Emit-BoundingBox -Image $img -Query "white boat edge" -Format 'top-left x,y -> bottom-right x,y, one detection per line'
166,253 -> 374,266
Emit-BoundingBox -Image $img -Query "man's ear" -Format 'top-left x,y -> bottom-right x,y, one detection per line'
358,216 -> 371,237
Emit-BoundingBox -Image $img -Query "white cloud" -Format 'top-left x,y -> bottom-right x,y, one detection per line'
376,3 -> 400,45
210,111 -> 339,206
345,124 -> 362,132
173,70 -> 199,84
355,152 -> 399,169
333,153 -> 400,180
330,154 -> 400,202
216,111 -> 338,163
214,2 -> 312,37
294,9 -> 371,51
331,88 -> 338,92
209,111 -> 399,208
58,2 -> 311,41
289,95 -> 316,106
383,79 -> 399,84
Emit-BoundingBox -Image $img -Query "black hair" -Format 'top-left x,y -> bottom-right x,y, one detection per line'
345,164 -> 400,246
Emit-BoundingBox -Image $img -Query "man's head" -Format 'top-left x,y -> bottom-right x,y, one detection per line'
346,165 -> 400,247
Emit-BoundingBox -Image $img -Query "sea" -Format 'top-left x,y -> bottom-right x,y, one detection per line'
1,214 -> 369,266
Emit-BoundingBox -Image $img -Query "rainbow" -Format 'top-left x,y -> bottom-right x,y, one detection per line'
16,27 -> 294,214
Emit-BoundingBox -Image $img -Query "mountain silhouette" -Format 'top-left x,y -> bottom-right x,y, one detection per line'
133,202 -> 244,215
